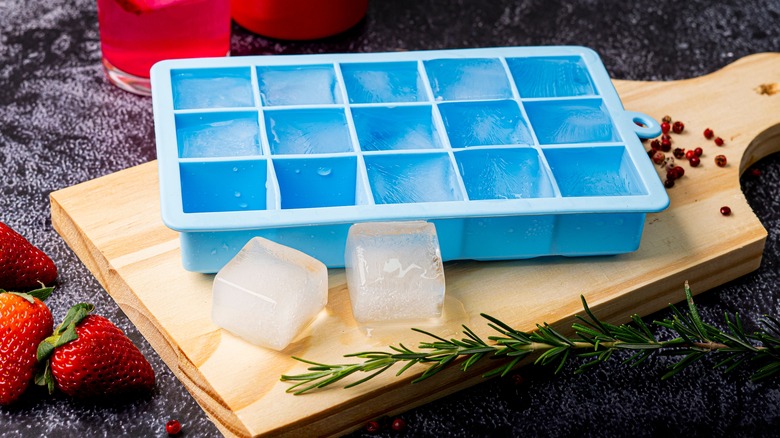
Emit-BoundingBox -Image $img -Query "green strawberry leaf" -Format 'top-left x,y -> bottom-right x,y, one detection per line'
34,361 -> 55,395
1,285 -> 53,303
6,292 -> 36,304
38,302 -> 93,362
35,302 -> 97,396
56,323 -> 79,347
37,340 -> 55,362
27,285 -> 54,301
56,303 -> 94,335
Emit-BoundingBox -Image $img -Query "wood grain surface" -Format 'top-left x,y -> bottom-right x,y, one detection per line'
50,53 -> 779,437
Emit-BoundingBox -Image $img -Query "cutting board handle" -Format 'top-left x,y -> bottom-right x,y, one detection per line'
615,52 -> 780,176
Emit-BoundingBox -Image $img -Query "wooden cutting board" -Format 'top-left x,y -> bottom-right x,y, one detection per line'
50,53 -> 779,437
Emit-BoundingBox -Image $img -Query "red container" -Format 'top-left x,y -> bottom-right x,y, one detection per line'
231,0 -> 368,40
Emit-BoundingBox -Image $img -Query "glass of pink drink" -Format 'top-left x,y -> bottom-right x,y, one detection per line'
97,0 -> 231,95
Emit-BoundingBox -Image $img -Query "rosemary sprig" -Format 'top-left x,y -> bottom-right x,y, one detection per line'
281,282 -> 779,394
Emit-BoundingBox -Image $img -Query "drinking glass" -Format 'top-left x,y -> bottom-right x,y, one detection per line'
97,0 -> 231,95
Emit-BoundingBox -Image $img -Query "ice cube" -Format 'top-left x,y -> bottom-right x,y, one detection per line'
352,106 -> 441,151
345,221 -> 445,323
438,100 -> 533,148
425,58 -> 512,101
341,62 -> 425,103
506,56 -> 596,98
264,109 -> 353,155
178,117 -> 260,158
364,153 -> 463,204
257,65 -> 341,106
211,237 -> 328,351
523,99 -> 619,144
172,74 -> 254,109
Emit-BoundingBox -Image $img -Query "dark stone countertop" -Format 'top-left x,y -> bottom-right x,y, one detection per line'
1,0 -> 779,436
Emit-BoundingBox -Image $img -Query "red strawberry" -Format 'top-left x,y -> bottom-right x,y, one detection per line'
37,303 -> 155,398
0,287 -> 54,405
0,222 -> 57,291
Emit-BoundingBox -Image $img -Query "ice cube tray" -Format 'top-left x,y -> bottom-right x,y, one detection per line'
151,46 -> 669,273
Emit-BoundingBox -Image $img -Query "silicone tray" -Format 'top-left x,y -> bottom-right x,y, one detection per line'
151,46 -> 668,273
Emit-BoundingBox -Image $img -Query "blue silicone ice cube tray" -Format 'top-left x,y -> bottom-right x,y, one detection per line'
151,46 -> 668,273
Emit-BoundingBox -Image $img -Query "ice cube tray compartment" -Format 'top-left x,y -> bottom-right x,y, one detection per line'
152,46 -> 668,272
179,159 -> 269,213
364,152 -> 465,204
256,64 -> 342,106
172,67 -> 255,110
175,111 -> 262,158
506,56 -> 597,98
352,105 -> 443,151
438,100 -> 534,148
273,156 -> 360,209
425,58 -> 514,101
264,108 -> 354,155
454,148 -> 555,200
341,61 -> 427,104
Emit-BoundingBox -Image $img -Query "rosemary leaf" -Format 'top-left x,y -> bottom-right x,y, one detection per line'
345,363 -> 394,388
684,282 -> 709,342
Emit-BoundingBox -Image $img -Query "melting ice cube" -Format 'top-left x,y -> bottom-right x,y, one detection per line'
345,221 -> 445,324
211,237 -> 328,351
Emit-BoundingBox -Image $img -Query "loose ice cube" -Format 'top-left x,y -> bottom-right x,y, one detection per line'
211,237 -> 328,351
345,221 -> 445,324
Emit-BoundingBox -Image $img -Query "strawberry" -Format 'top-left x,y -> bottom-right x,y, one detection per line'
37,303 -> 155,398
0,222 -> 57,291
0,286 -> 54,405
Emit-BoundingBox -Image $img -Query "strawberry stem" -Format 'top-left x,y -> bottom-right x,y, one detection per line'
57,303 -> 94,334
38,303 -> 94,361
35,302 -> 96,394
